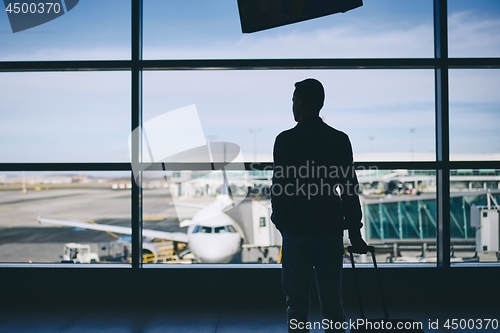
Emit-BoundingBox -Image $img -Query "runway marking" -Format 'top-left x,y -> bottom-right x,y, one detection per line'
0,206 -> 13,211
86,218 -> 120,239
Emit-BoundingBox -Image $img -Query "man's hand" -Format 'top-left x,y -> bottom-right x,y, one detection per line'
348,229 -> 369,254
350,237 -> 369,254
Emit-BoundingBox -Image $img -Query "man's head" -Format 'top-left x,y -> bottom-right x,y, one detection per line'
292,78 -> 324,122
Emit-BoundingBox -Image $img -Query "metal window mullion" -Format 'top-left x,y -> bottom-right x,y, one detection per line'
3,160 -> 496,172
0,163 -> 130,172
131,0 -> 143,269
2,58 -> 500,73
434,0 -> 451,268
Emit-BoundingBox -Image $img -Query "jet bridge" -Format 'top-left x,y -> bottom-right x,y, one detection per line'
226,199 -> 281,263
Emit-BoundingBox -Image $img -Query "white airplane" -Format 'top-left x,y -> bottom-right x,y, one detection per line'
38,194 -> 245,264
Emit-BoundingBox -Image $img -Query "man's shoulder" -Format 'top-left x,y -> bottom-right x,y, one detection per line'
275,122 -> 351,142
275,128 -> 295,141
320,122 -> 351,141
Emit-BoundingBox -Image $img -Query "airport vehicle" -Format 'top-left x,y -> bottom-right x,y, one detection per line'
39,194 -> 244,264
62,243 -> 99,264
470,190 -> 500,261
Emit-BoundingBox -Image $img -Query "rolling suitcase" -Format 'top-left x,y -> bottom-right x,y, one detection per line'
348,246 -> 425,332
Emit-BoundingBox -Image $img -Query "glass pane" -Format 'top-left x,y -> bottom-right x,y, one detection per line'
450,169 -> 500,265
358,169 -> 437,264
144,0 -> 433,59
449,69 -> 500,161
143,70 -> 435,163
448,0 -> 500,58
142,170 -> 274,265
142,168 -> 438,265
0,0 -> 130,61
0,171 -> 131,265
0,72 -> 130,162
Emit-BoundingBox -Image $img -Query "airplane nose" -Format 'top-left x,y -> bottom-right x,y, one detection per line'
190,234 -> 240,263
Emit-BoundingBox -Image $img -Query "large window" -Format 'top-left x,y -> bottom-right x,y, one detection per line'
1,0 -> 499,267
143,0 -> 434,59
0,171 -> 131,265
449,69 -> 500,161
0,72 -> 130,163
143,70 -> 435,162
0,0 -> 131,61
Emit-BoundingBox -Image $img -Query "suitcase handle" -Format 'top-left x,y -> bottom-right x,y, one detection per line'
347,246 -> 390,320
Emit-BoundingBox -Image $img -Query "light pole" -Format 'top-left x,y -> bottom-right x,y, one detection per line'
22,171 -> 27,194
410,128 -> 415,161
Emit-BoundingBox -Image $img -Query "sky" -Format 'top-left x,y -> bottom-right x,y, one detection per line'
0,0 -> 499,163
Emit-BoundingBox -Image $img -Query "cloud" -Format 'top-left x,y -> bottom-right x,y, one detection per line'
145,20 -> 434,59
449,69 -> 500,104
448,11 -> 500,57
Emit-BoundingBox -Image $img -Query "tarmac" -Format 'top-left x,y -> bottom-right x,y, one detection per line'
0,187 -> 204,263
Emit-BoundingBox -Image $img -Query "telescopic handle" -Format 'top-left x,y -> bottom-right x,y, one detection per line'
347,246 -> 390,319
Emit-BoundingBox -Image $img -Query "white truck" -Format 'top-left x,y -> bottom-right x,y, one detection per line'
62,243 -> 100,264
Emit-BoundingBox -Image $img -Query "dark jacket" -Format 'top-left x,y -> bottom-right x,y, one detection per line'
271,116 -> 362,236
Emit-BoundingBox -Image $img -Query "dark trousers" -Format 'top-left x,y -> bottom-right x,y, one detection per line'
282,233 -> 345,333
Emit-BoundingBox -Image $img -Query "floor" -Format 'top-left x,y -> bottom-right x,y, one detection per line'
0,300 -> 498,333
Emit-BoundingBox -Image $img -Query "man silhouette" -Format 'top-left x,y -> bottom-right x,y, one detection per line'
271,78 -> 368,332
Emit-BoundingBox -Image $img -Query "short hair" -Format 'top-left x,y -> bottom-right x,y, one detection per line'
294,78 -> 325,113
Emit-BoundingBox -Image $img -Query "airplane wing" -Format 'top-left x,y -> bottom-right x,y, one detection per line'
38,216 -> 189,243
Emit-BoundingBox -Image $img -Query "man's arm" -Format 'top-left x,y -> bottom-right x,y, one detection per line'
270,136 -> 288,231
340,135 -> 368,253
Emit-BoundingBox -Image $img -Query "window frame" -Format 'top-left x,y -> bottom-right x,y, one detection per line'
0,0 -> 499,269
